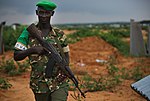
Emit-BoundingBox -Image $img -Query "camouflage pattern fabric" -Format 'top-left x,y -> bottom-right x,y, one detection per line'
14,26 -> 69,93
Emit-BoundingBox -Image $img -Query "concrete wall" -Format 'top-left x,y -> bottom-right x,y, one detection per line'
130,19 -> 147,56
147,27 -> 150,56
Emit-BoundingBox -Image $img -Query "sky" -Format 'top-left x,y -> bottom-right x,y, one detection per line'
0,0 -> 150,25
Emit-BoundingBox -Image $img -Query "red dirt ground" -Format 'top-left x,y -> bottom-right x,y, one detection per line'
0,36 -> 149,101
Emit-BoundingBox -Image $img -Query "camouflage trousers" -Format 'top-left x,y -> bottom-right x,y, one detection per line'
33,86 -> 69,101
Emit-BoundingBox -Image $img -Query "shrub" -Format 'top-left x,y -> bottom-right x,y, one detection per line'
130,66 -> 144,81
110,29 -> 130,38
0,78 -> 12,89
0,57 -> 30,76
67,28 -> 99,43
100,33 -> 130,56
3,25 -> 26,51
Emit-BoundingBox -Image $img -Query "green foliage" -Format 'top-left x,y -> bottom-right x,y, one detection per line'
120,67 -> 131,79
67,27 -> 130,56
107,64 -> 144,81
67,28 -> 99,43
100,33 -> 130,56
0,78 -> 12,89
82,75 -> 104,91
3,25 -> 26,51
107,64 -> 119,76
69,64 -> 145,92
0,56 -> 30,76
105,65 -> 122,89
130,66 -> 144,81
109,29 -> 130,38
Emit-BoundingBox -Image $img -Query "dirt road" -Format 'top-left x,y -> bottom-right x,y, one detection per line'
0,73 -> 145,101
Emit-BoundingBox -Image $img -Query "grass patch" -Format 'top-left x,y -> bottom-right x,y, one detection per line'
69,64 -> 145,93
67,28 -> 99,43
100,33 -> 129,56
0,78 -> 12,89
0,56 -> 30,76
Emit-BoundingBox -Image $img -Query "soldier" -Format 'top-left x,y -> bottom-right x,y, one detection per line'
14,0 -> 70,101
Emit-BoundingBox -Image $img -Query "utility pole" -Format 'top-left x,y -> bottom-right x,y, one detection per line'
0,21 -> 6,55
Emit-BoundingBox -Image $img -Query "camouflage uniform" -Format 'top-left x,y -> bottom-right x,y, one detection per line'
14,26 -> 70,100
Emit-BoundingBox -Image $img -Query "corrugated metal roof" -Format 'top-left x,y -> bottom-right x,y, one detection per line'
131,75 -> 150,101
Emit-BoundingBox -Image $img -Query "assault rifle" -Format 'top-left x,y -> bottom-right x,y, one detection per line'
27,23 -> 86,98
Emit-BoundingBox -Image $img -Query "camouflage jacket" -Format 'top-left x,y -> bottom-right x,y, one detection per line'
14,26 -> 70,93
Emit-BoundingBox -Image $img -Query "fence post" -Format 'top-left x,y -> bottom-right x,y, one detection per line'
147,27 -> 150,56
0,21 -> 6,55
130,19 -> 146,56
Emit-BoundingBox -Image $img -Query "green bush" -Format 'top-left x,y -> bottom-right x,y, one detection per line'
0,57 -> 30,76
83,76 -> 104,91
3,25 -> 26,51
67,28 -> 130,56
130,66 -> 144,81
67,28 -> 99,43
0,78 -> 12,89
69,63 -> 145,92
110,29 -> 130,38
100,33 -> 130,56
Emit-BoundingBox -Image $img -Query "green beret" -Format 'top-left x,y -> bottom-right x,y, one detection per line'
36,0 -> 57,11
